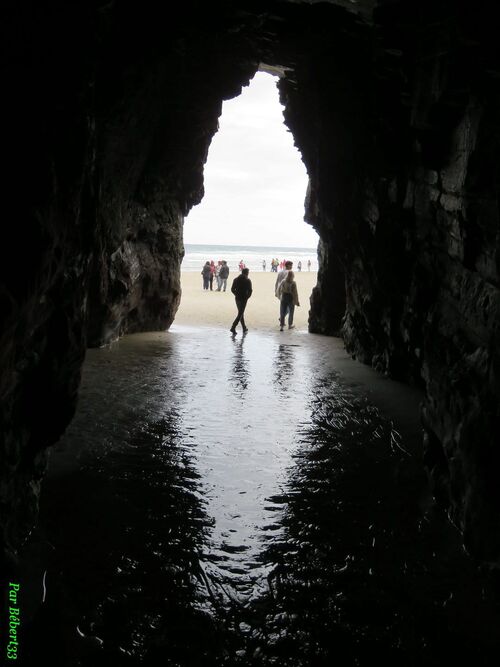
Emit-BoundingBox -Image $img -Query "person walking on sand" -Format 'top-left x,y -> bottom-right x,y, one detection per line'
278,270 -> 300,331
297,260 -> 302,272
275,260 -> 293,298
230,267 -> 252,334
307,259 -> 311,271
262,259 -> 266,271
201,261 -> 211,290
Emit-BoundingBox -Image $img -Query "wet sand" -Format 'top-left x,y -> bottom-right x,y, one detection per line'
175,270 -> 318,330
19,268 -> 500,664
22,325 -> 500,664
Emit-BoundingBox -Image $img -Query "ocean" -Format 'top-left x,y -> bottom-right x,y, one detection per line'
182,243 -> 318,272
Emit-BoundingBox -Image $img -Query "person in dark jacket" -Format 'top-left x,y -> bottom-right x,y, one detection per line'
209,260 -> 216,290
217,261 -> 230,291
201,261 -> 211,290
230,268 -> 252,334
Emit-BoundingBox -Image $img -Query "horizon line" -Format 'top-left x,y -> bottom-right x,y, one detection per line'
184,242 -> 318,250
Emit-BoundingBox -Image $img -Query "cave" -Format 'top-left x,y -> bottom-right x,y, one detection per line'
1,0 -> 500,663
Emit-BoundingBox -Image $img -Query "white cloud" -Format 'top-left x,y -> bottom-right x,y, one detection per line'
184,71 -> 318,248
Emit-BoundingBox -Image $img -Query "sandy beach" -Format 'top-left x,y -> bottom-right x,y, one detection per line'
174,270 -> 318,331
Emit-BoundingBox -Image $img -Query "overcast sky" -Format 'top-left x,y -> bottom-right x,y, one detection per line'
184,71 -> 318,248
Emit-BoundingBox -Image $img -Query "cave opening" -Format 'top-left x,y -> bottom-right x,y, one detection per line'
175,69 -> 319,331
184,69 -> 316,249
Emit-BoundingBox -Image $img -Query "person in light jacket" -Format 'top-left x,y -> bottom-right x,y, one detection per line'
278,270 -> 300,331
275,260 -> 293,298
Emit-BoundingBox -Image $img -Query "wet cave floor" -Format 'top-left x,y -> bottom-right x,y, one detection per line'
20,326 -> 500,666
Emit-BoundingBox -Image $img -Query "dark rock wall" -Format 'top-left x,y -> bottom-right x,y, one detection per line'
418,87 -> 500,561
86,6 -> 257,345
273,5 -> 371,337
1,3 -> 97,569
278,3 -> 500,563
0,1 -> 256,567
1,0 -> 500,568
351,6 -> 500,565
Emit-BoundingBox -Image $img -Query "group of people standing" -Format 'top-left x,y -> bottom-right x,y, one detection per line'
229,260 -> 300,335
266,258 -> 310,272
201,260 -> 230,291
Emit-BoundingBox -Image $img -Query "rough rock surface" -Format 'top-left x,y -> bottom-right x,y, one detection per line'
1,1 -> 500,570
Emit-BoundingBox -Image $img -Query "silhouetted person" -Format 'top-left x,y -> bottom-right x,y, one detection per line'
201,261 -> 211,290
230,268 -> 252,334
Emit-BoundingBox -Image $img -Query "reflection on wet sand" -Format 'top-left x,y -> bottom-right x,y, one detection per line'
273,343 -> 295,389
245,374 -> 500,664
230,332 -> 249,394
28,410 -> 222,664
22,327 -> 500,665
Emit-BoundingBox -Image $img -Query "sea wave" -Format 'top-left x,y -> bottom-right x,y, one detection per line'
182,243 -> 318,272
